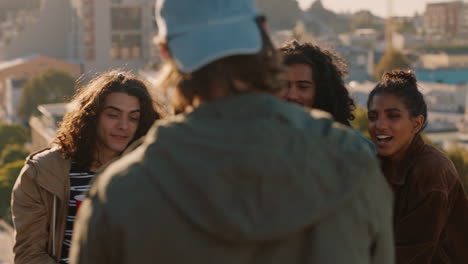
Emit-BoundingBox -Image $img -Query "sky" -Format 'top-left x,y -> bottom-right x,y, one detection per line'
297,0 -> 463,17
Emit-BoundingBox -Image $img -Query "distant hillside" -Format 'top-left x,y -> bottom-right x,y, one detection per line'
256,0 -> 302,30
257,0 -> 386,36
304,0 -> 350,35
350,10 -> 385,32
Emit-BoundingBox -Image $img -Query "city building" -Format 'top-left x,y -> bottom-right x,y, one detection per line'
418,50 -> 468,69
416,67 -> 468,84
0,0 -> 41,9
455,1 -> 468,37
431,83 -> 468,148
338,47 -> 384,82
423,1 -> 466,37
427,111 -> 464,132
0,0 -> 158,75
392,32 -> 425,50
0,1 -> 41,50
346,80 -> 376,107
0,55 -> 81,123
421,81 -> 467,113
338,28 -> 384,51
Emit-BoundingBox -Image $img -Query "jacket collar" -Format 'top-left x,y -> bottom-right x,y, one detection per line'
27,148 -> 71,201
381,134 -> 425,186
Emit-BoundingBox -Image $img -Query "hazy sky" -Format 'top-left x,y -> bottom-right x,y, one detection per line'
297,0 -> 462,17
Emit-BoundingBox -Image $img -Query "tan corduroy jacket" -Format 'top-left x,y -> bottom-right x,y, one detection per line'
11,148 -> 71,264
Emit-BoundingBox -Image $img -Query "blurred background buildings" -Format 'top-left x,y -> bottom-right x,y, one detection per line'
0,0 -> 159,74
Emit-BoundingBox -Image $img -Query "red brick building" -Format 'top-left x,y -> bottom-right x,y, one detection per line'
423,1 -> 465,37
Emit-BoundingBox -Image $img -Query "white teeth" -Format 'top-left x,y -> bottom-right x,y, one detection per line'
377,135 -> 392,139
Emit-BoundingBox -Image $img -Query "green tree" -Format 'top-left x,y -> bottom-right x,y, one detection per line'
374,48 -> 411,80
446,147 -> 468,191
0,123 -> 29,222
17,69 -> 76,122
0,160 -> 23,189
393,21 -> 416,34
0,160 -> 23,222
350,106 -> 370,137
0,123 -> 28,151
0,144 -> 28,166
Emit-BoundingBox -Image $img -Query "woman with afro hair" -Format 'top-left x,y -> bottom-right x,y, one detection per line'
281,40 -> 374,151
281,40 -> 354,125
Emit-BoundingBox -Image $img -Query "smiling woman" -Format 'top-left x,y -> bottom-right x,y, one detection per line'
367,69 -> 468,264
280,40 -> 355,126
280,40 -> 376,153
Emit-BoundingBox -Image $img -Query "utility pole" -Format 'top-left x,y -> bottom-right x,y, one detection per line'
385,0 -> 393,49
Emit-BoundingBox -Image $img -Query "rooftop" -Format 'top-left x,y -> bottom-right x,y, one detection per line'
37,102 -> 73,117
0,54 -> 38,72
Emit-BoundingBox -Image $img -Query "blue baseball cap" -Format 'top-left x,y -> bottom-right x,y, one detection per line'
156,0 -> 263,73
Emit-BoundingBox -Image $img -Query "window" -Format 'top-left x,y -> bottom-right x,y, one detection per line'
111,7 -> 141,30
11,78 -> 26,89
111,34 -> 142,59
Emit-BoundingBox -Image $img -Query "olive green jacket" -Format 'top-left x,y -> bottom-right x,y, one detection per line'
71,93 -> 394,264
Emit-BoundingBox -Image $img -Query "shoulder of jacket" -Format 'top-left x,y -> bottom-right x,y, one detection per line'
301,108 -> 374,158
408,144 -> 459,193
413,144 -> 455,173
328,124 -> 374,157
25,147 -> 69,171
26,147 -> 62,161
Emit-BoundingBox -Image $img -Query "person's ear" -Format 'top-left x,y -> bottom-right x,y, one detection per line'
159,43 -> 170,60
412,115 -> 424,134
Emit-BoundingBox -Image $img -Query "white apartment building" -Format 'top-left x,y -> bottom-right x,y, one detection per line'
0,0 -> 158,74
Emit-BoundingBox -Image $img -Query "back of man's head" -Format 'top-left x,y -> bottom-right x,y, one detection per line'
155,0 -> 284,110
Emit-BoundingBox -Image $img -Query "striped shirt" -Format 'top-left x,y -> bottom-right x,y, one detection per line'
59,162 -> 94,264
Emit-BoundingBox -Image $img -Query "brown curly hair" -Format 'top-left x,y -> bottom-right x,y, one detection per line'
281,40 -> 356,126
53,71 -> 160,169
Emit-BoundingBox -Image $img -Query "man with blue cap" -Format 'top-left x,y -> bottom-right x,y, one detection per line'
70,1 -> 394,263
